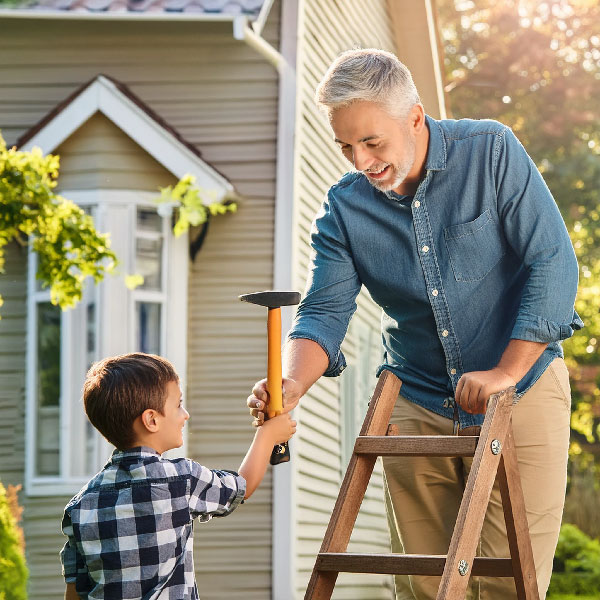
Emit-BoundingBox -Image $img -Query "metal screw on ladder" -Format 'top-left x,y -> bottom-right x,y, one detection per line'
491,439 -> 502,455
458,560 -> 469,576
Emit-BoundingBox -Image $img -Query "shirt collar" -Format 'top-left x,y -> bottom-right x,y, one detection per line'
109,446 -> 161,464
424,115 -> 447,171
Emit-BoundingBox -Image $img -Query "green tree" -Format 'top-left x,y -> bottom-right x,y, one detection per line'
156,174 -> 237,239
0,133 -> 117,311
0,482 -> 27,599
437,0 -> 600,535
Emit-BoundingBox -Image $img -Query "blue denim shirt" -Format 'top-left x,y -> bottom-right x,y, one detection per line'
289,116 -> 582,428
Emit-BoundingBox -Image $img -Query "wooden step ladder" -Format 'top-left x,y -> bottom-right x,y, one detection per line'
304,370 -> 539,600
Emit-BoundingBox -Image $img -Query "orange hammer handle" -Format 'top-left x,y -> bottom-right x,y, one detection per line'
266,307 -> 283,417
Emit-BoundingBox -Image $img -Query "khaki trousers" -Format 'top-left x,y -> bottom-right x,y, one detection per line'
382,358 -> 571,600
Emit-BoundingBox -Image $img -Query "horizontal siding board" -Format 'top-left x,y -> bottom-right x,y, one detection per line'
0,5 -> 281,597
293,0 -> 398,596
0,243 -> 27,487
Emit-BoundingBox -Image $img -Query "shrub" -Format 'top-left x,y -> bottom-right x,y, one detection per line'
0,481 -> 28,599
549,523 -> 600,597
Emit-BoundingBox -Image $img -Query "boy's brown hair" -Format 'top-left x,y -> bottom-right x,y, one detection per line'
83,353 -> 179,450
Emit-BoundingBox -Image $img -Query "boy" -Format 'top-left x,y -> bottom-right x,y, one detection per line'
60,352 -> 296,599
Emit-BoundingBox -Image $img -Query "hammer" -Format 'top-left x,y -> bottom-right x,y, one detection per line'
239,290 -> 301,465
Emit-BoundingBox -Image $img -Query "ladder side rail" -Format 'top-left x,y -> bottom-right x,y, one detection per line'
304,371 -> 401,599
498,424 -> 540,600
436,387 -> 516,600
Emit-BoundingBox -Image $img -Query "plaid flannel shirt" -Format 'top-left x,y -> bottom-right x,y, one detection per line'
60,447 -> 246,599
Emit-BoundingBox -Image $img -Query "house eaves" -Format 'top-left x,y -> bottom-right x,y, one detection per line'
18,74 -> 235,202
0,1 -> 283,70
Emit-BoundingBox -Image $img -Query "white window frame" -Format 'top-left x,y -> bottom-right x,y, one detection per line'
340,321 -> 380,471
25,189 -> 188,496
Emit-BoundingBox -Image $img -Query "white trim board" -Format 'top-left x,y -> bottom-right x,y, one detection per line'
21,75 -> 234,202
271,1 -> 299,598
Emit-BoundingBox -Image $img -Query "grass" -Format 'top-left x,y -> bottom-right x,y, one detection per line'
548,596 -> 600,600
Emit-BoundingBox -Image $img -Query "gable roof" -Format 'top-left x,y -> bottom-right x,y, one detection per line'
0,0 -> 264,16
18,74 -> 235,200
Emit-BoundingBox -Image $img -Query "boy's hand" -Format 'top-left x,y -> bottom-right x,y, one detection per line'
260,412 -> 297,444
247,377 -> 302,427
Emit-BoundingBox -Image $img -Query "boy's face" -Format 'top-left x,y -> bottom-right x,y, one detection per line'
155,380 -> 189,454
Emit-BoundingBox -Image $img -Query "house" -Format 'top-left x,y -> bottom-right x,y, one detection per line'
0,1 -> 446,598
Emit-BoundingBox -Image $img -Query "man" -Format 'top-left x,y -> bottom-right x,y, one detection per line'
249,49 -> 581,599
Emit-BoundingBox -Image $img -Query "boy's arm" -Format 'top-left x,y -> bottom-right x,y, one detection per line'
65,583 -> 80,600
239,413 -> 296,499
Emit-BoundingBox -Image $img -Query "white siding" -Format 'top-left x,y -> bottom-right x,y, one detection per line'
0,243 -> 27,487
292,1 -> 399,598
55,113 -> 175,191
0,11 -> 280,599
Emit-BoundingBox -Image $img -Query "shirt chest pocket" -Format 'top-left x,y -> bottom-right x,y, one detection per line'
443,209 -> 506,282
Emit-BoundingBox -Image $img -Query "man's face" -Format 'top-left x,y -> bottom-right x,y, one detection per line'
155,380 -> 189,454
330,101 -> 417,193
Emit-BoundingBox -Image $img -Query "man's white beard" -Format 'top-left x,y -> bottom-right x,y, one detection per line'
367,135 -> 416,193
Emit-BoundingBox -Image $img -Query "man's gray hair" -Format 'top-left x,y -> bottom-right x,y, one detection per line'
315,48 -> 421,119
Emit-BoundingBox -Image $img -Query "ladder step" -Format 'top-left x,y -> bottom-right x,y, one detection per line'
354,435 -> 479,457
315,553 -> 513,577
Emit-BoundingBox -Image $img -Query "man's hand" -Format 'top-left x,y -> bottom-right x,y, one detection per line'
455,367 -> 516,414
247,377 -> 303,426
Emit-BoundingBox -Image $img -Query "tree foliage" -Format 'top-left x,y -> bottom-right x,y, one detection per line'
437,0 -> 600,533
0,482 -> 27,600
155,174 -> 237,238
549,523 -> 600,596
437,0 -> 600,362
0,133 -> 117,310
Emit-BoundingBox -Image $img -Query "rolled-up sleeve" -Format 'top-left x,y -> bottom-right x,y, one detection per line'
188,462 -> 246,522
288,192 -> 362,376
494,127 -> 583,343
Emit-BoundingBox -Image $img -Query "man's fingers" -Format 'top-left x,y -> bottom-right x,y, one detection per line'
455,377 -> 465,404
477,388 -> 491,413
251,379 -> 269,401
459,381 -> 478,414
247,394 -> 263,410
250,407 -> 264,419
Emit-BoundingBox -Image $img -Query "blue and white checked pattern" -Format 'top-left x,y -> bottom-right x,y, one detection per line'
60,447 -> 246,599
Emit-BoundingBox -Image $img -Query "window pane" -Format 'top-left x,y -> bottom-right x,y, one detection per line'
136,237 -> 162,290
137,208 -> 162,232
86,302 -> 96,361
85,421 -> 98,474
85,301 -> 97,473
136,302 -> 161,355
36,302 -> 60,476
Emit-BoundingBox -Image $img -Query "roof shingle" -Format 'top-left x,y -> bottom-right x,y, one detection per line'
4,0 -> 264,15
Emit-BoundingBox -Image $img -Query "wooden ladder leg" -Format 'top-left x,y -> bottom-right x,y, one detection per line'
304,371 -> 401,600
436,388 -> 515,600
498,424 -> 540,600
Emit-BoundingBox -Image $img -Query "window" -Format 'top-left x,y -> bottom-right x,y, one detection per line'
26,191 -> 188,496
340,322 -> 381,470
133,208 -> 166,355
35,301 -> 61,476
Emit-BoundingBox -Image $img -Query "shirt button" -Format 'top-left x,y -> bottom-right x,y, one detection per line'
450,368 -> 457,375
431,289 -> 438,297
442,329 -> 449,337
422,245 -> 429,253
414,200 -> 421,208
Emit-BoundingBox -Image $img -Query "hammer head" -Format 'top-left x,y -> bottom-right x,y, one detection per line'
239,290 -> 301,308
